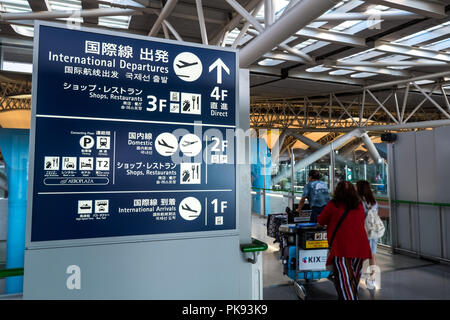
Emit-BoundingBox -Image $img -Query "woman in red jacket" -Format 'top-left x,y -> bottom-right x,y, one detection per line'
318,181 -> 372,300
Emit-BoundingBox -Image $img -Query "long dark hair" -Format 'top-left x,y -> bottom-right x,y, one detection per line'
356,180 -> 376,206
332,181 -> 360,210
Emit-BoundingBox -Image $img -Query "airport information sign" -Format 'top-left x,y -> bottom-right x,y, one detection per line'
28,23 -> 237,242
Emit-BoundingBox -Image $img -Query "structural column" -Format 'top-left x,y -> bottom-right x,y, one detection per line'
0,129 -> 29,294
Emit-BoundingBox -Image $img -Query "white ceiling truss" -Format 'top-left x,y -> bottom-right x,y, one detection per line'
250,71 -> 450,132
0,0 -> 450,131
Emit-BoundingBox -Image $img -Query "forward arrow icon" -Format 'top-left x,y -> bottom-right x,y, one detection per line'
209,58 -> 230,84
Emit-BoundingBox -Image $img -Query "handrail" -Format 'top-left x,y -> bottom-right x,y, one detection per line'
241,238 -> 268,265
252,187 -> 303,194
240,238 -> 268,253
252,188 -> 450,208
0,268 -> 24,278
390,199 -> 450,208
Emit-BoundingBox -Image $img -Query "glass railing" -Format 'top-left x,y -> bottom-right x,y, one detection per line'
252,155 -> 391,245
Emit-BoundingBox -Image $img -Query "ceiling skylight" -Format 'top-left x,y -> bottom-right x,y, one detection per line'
0,0 -> 34,37
329,69 -> 355,76
351,72 -> 377,78
394,21 -> 450,45
258,58 -> 284,66
255,0 -> 291,20
338,49 -> 384,62
306,65 -> 332,73
294,39 -> 318,50
1,0 -> 31,13
423,38 -> 450,51
98,2 -> 133,29
49,0 -> 81,11
331,20 -> 361,32
223,28 -> 242,46
48,0 -> 83,24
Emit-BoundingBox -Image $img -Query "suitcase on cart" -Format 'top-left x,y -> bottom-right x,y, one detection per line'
279,223 -> 332,300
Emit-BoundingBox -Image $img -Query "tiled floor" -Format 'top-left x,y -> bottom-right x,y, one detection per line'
252,213 -> 450,300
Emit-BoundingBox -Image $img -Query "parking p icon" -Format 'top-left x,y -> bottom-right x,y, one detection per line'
80,135 -> 94,149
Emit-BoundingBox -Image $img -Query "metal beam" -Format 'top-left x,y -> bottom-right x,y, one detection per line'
264,0 -> 274,26
296,27 -> 367,48
364,70 -> 450,90
279,0 -> 300,18
411,82 -> 450,119
27,0 -> 51,12
210,0 -> 261,45
195,0 -> 208,45
144,6 -> 184,42
0,8 -> 138,21
287,131 -> 323,150
226,1 -> 314,63
375,40 -> 450,63
81,0 -> 99,25
314,10 -> 422,21
440,85 -> 450,112
232,1 -> 264,49
330,65 -> 412,77
246,29 -> 313,63
272,128 -> 364,184
287,130 -> 349,163
161,23 -> 170,39
239,0 -> 336,67
364,0 -> 447,19
328,59 -> 449,67
360,133 -> 383,164
250,65 -> 366,86
270,128 -> 288,166
255,119 -> 450,133
163,20 -> 183,41
338,138 -> 363,157
262,51 -> 305,63
148,0 -> 178,37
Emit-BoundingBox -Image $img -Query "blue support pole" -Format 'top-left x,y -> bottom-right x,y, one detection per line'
250,137 -> 271,215
0,129 -> 29,293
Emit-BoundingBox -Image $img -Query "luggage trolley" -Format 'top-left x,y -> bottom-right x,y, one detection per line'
279,222 -> 331,300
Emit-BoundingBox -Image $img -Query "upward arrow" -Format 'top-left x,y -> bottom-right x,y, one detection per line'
208,58 -> 230,84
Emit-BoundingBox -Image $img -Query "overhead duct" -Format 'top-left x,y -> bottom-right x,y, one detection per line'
270,129 -> 288,167
338,138 -> 363,158
272,128 -> 364,185
287,131 -> 322,150
287,131 -> 349,164
360,133 -> 383,164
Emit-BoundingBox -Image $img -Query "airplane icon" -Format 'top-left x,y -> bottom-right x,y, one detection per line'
158,139 -> 174,149
181,140 -> 198,147
181,203 -> 198,213
176,60 -> 199,69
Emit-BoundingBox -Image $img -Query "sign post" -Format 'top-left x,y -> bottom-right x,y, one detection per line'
24,21 -> 245,299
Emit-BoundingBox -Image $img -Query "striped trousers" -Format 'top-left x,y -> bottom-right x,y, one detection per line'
332,257 -> 364,300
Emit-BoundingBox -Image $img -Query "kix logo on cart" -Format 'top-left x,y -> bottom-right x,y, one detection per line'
303,256 -> 325,264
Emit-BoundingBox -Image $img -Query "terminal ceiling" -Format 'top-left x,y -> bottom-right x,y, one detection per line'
0,0 -> 450,135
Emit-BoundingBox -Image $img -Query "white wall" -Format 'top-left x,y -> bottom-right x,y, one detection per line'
389,126 -> 450,261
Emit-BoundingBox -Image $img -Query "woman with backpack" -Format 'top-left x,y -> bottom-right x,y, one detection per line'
356,180 -> 385,287
317,181 -> 372,300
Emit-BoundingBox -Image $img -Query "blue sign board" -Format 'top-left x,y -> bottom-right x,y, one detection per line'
28,23 -> 238,243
